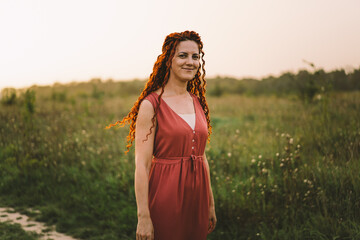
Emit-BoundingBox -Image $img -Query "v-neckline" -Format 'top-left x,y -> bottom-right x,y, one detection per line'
153,92 -> 197,131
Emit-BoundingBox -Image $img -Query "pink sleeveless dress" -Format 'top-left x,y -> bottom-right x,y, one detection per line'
144,92 -> 210,240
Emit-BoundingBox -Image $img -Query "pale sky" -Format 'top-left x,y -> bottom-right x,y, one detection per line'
1,0 -> 360,90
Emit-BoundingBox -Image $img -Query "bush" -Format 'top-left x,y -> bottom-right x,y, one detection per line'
0,88 -> 17,105
51,90 -> 67,102
23,89 -> 36,114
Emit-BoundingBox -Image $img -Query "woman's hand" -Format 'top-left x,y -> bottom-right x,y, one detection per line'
208,204 -> 217,233
136,216 -> 154,240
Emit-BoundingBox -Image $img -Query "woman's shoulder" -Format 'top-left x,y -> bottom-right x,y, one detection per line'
143,91 -> 159,108
139,95 -> 156,117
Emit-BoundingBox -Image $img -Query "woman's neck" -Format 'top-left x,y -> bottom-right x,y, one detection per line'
162,79 -> 189,97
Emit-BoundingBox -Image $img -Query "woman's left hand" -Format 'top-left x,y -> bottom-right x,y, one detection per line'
208,204 -> 217,233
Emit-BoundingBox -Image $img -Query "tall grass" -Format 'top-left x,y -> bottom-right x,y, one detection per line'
0,81 -> 359,239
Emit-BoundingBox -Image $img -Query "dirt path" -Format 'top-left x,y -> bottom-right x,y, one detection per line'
0,207 -> 78,240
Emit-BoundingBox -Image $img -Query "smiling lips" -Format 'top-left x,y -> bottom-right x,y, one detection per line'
182,68 -> 195,71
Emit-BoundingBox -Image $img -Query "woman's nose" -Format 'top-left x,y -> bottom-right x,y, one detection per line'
185,56 -> 194,65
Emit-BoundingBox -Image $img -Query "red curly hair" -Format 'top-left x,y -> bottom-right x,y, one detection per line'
105,30 -> 212,153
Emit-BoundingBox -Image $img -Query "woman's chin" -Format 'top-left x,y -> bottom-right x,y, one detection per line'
181,74 -> 196,82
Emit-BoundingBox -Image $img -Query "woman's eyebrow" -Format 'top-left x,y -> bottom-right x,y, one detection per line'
179,52 -> 199,55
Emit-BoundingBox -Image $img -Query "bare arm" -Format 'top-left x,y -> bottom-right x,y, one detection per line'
135,99 -> 156,239
203,152 -> 217,233
203,152 -> 215,207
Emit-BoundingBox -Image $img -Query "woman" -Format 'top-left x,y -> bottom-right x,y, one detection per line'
106,30 -> 216,240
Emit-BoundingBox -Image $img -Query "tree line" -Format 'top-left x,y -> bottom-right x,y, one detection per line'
1,66 -> 359,106
207,67 -> 360,101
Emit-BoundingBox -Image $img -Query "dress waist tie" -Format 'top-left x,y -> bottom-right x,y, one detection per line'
152,155 -> 203,172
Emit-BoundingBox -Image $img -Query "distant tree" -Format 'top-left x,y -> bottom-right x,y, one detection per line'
295,70 -> 319,102
277,72 -> 296,95
349,68 -> 360,90
328,69 -> 350,91
90,78 -> 102,84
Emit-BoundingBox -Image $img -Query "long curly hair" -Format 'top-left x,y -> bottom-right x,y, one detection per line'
105,30 -> 212,153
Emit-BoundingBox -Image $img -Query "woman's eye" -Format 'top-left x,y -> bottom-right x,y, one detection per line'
179,54 -> 186,58
192,55 -> 199,60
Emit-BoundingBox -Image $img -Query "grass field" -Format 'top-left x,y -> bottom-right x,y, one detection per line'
0,81 -> 359,239
0,221 -> 39,240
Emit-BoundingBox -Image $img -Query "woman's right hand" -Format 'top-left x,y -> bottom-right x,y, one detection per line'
136,216 -> 154,240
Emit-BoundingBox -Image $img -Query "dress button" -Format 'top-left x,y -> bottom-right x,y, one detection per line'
192,139 -> 195,142
192,146 -> 194,149
193,130 -> 195,134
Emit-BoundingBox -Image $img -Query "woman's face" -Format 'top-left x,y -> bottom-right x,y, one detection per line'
170,40 -> 200,82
